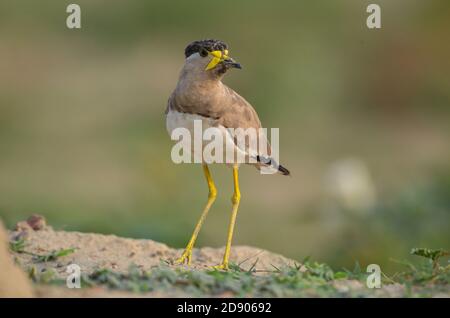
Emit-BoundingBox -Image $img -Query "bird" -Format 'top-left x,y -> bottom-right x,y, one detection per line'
165,39 -> 290,270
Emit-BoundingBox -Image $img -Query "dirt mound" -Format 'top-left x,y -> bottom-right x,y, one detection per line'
10,224 -> 295,277
6,215 -> 296,297
6,216 -> 447,298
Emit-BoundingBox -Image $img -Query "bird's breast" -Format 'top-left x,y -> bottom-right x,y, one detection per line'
166,109 -> 216,137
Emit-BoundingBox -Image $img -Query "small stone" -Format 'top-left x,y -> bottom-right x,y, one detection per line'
26,214 -> 46,231
14,214 -> 46,232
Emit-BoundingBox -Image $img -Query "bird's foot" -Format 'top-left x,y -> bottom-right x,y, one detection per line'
173,249 -> 192,266
210,262 -> 229,271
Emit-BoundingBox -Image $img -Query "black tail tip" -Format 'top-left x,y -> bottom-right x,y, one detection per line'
278,165 -> 290,176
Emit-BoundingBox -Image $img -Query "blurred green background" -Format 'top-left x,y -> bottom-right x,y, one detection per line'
1,0 -> 449,273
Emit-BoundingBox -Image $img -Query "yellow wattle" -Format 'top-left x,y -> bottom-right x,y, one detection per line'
205,50 -> 230,71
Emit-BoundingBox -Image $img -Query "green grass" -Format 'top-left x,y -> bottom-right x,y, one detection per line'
26,249 -> 449,297
9,238 -> 27,253
8,231 -> 449,297
10,237 -> 76,263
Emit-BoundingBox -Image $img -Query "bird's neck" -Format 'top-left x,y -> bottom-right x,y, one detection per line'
177,68 -> 224,94
180,64 -> 224,81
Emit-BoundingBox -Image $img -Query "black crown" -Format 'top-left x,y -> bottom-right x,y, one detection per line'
184,39 -> 228,58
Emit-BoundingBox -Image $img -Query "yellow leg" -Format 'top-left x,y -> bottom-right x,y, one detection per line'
174,164 -> 217,265
213,166 -> 241,270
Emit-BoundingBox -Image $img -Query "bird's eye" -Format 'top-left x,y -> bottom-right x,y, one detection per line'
199,48 -> 208,57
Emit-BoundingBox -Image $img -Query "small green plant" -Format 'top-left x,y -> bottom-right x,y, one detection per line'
411,248 -> 449,271
9,237 -> 76,263
28,266 -> 66,285
33,248 -> 76,262
387,247 -> 450,288
9,238 -> 26,253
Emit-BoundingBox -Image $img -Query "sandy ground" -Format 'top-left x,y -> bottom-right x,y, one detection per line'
5,215 -> 296,297
10,226 -> 296,275
3,216 -> 448,298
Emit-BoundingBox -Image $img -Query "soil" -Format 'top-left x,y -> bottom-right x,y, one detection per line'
3,216 -> 448,298
5,215 -> 296,297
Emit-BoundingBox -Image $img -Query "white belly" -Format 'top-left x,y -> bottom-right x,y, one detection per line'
166,110 -> 215,136
166,109 -> 249,164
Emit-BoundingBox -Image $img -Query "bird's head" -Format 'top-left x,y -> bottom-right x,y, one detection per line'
183,39 -> 241,78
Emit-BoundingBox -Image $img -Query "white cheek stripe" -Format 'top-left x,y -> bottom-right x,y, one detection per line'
186,52 -> 201,61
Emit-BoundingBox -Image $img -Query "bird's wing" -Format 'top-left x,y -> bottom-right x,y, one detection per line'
218,86 -> 262,130
166,84 -> 288,174
218,85 -> 272,158
166,84 -> 269,157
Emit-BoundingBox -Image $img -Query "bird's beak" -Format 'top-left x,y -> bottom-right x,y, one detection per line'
205,50 -> 242,71
223,57 -> 242,70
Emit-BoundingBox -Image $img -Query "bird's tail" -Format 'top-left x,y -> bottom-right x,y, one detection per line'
256,155 -> 290,176
277,164 -> 290,176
